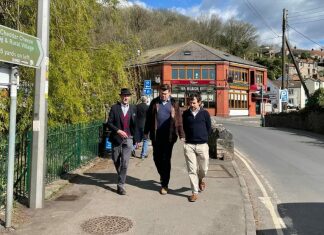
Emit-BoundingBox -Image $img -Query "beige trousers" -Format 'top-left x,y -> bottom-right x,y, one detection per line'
184,143 -> 209,194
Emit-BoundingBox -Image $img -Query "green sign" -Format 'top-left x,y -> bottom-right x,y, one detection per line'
0,25 -> 44,68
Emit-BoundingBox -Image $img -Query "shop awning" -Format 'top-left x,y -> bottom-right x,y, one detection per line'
252,93 -> 269,100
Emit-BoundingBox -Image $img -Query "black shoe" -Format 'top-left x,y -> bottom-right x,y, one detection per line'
131,150 -> 137,158
117,186 -> 126,195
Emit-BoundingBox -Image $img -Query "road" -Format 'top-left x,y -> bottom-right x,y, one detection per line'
221,122 -> 324,235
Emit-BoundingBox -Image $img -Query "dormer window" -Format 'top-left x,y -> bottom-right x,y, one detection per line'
183,51 -> 191,55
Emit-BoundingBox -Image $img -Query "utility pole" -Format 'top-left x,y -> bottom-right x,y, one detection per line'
285,38 -> 310,99
29,0 -> 50,209
281,8 -> 287,111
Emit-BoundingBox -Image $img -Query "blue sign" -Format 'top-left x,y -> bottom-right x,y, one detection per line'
144,80 -> 151,89
144,88 -> 152,95
105,137 -> 112,150
280,89 -> 288,102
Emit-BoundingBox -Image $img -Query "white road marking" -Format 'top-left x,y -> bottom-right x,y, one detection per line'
235,149 -> 286,234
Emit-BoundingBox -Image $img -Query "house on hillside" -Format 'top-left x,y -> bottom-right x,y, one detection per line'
288,59 -> 318,79
130,40 -> 267,117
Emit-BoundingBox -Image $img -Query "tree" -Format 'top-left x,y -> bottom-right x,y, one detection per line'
219,18 -> 258,58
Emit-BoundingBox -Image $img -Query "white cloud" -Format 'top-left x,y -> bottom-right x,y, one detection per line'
118,0 -> 149,9
121,0 -> 324,49
170,0 -> 324,49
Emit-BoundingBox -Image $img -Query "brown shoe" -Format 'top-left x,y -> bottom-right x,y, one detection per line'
160,187 -> 168,195
188,194 -> 198,202
199,180 -> 206,191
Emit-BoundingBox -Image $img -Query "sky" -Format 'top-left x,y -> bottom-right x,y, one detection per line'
121,0 -> 324,51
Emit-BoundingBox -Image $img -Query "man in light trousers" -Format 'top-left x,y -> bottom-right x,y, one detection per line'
182,93 -> 211,202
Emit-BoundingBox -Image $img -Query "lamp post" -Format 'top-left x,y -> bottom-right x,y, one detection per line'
260,85 -> 264,127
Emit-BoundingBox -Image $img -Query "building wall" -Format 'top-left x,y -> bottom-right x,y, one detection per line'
144,62 -> 266,117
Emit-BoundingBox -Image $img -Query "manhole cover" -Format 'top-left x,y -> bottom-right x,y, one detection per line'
81,216 -> 133,235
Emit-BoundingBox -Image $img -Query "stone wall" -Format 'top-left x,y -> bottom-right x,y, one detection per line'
264,111 -> 324,135
208,119 -> 234,161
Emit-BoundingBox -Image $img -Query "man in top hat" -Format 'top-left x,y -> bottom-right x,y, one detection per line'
107,88 -> 139,195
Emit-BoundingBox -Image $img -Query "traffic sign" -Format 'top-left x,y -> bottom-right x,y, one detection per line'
143,88 -> 152,95
280,89 -> 288,102
144,80 -> 151,89
0,67 -> 10,88
0,25 -> 44,68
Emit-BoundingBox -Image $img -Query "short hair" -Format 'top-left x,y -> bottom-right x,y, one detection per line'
188,93 -> 202,102
159,84 -> 170,91
140,96 -> 147,103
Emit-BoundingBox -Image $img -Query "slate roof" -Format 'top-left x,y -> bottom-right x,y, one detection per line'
272,79 -> 301,89
135,40 -> 265,69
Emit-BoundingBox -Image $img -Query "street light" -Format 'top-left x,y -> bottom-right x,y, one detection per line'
260,85 -> 264,127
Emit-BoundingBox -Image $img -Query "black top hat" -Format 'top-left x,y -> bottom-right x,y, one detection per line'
119,88 -> 132,96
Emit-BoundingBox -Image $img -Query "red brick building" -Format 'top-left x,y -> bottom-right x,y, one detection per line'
134,41 -> 267,117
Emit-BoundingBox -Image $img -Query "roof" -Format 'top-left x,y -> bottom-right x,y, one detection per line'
135,40 -> 265,69
271,79 -> 301,89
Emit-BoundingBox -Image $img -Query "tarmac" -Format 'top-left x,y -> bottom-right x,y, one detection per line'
1,136 -> 256,235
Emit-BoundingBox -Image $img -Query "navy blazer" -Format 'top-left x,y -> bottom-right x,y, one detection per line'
107,102 -> 138,146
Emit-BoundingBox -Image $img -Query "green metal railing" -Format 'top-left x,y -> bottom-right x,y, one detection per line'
46,121 -> 102,183
0,133 -> 31,209
0,121 -> 102,208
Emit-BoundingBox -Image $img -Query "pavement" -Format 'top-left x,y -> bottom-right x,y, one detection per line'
215,115 -> 262,127
1,138 -> 256,235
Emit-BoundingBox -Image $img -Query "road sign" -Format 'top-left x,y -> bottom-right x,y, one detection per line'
0,67 -> 10,88
144,80 -> 151,89
0,25 -> 44,68
143,88 -> 152,95
280,89 -> 288,102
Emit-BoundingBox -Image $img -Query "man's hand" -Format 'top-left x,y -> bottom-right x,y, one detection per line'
180,138 -> 185,142
117,130 -> 128,138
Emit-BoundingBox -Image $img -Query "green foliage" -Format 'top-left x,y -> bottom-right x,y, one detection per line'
306,88 -> 324,110
300,52 -> 311,59
253,57 -> 282,80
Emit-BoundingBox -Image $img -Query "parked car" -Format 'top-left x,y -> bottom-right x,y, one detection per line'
287,103 -> 299,110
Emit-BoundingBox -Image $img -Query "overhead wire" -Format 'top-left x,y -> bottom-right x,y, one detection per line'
288,10 -> 324,18
289,6 -> 324,14
290,18 -> 324,25
288,14 -> 324,23
244,0 -> 280,37
287,24 -> 323,49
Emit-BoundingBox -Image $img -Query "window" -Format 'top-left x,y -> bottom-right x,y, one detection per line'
172,65 -> 216,80
256,71 -> 264,84
228,67 -> 248,83
228,90 -> 248,109
288,89 -> 294,95
171,85 -> 215,108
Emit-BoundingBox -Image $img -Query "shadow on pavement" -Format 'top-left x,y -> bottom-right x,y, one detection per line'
257,202 -> 324,235
67,173 -> 190,198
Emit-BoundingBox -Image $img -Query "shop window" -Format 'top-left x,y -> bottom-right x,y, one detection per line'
228,90 -> 248,109
171,85 -> 215,108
